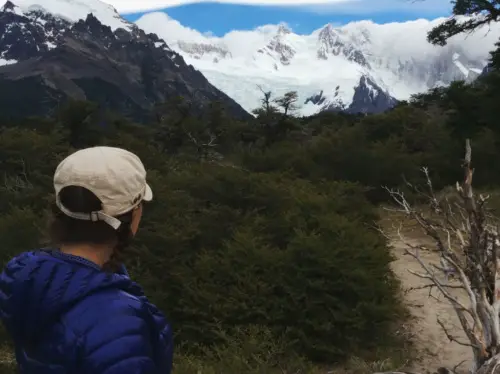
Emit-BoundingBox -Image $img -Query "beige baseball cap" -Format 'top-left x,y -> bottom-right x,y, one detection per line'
53,146 -> 153,229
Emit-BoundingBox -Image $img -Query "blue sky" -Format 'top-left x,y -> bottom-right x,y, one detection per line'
122,0 -> 453,36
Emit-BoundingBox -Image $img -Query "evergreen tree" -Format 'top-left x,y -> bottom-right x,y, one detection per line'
428,0 -> 500,45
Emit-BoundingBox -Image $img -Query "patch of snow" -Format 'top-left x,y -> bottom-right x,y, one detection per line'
452,52 -> 469,77
365,79 -> 379,98
0,58 -> 17,66
433,80 -> 446,88
11,0 -> 133,31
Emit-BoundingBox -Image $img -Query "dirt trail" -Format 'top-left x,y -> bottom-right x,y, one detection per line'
390,237 -> 472,373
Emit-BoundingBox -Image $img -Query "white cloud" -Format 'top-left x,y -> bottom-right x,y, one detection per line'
136,12 -> 207,42
301,0 -> 451,14
102,0 -> 451,14
102,0 -> 354,14
136,11 -> 498,65
136,11 -> 283,57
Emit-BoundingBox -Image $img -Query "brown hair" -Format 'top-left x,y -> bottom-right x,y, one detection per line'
48,185 -> 135,271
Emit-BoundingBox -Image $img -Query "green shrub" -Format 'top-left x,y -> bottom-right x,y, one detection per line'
128,165 -> 403,362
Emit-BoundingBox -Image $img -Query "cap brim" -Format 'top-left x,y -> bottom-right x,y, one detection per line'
143,184 -> 153,201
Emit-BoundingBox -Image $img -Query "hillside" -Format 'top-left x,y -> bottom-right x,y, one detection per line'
0,0 -> 249,120
136,13 -> 499,116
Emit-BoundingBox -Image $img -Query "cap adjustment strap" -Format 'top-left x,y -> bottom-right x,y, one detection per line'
55,195 -> 122,230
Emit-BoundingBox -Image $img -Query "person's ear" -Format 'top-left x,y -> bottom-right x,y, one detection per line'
130,203 -> 143,236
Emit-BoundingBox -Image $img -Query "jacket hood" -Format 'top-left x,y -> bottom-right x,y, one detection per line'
0,249 -> 143,346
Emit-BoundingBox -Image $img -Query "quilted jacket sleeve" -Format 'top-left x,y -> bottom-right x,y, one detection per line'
84,313 -> 159,374
100,356 -> 157,374
70,290 -> 171,374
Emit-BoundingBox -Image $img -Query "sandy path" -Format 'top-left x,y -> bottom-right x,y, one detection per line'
390,237 -> 472,373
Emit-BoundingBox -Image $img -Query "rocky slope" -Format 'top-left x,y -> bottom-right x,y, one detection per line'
136,13 -> 500,116
0,0 -> 249,120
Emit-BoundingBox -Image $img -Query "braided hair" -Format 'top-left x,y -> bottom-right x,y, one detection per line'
49,185 -> 135,272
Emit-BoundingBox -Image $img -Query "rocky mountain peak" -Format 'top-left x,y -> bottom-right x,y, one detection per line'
276,23 -> 291,35
316,23 -> 369,67
305,75 -> 397,114
2,0 -> 15,11
347,76 -> 397,114
256,23 -> 295,67
318,23 -> 335,41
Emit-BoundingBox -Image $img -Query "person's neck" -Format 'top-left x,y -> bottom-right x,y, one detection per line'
60,244 -> 114,267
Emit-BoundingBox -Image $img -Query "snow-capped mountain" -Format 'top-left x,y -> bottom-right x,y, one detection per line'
136,12 -> 500,116
0,0 -> 248,119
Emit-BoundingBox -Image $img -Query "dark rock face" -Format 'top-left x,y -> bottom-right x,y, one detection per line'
345,76 -> 398,114
0,2 -> 250,120
304,90 -> 327,106
480,64 -> 493,77
304,76 -> 397,115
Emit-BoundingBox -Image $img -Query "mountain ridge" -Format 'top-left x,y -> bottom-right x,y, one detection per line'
136,12 -> 500,116
0,0 -> 249,120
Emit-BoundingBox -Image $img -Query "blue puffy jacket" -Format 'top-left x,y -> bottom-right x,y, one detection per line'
0,249 -> 173,374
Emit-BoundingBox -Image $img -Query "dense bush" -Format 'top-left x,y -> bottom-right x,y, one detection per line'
0,115 -> 405,368
132,166 -> 401,362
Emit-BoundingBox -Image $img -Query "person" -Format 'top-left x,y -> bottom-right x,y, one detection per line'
0,146 -> 173,374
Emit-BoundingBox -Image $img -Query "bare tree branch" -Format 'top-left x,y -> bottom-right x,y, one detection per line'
377,139 -> 500,374
3,158 -> 33,192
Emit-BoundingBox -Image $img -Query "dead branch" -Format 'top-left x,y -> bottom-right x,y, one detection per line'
437,318 -> 478,348
185,131 -> 218,162
379,139 -> 500,373
3,158 -> 33,192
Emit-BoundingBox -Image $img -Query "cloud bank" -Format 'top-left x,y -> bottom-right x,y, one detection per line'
135,11 -> 287,57
103,0 -> 451,15
103,0 -> 349,14
135,10 -> 495,66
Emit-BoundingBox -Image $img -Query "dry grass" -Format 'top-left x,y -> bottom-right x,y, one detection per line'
0,345 -> 15,374
173,351 -> 408,374
0,347 -> 409,374
0,333 -> 411,374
